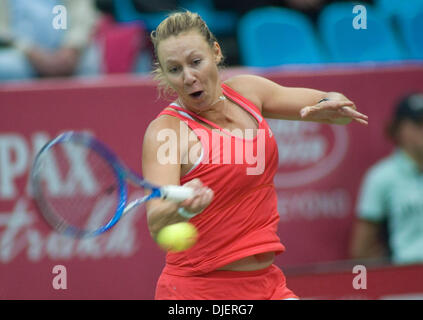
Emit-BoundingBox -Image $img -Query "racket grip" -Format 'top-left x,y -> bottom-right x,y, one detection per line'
160,185 -> 195,202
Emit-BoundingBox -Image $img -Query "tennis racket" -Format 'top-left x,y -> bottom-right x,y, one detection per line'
30,131 -> 194,238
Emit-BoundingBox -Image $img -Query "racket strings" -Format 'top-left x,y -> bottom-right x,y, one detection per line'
35,142 -> 120,232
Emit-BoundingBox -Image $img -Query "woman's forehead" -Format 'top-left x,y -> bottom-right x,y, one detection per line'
158,31 -> 211,57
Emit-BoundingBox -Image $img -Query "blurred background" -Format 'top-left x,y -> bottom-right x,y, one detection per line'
2,0 -> 422,78
1,0 -> 423,300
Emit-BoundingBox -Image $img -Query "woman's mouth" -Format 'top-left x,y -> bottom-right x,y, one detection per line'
189,90 -> 204,99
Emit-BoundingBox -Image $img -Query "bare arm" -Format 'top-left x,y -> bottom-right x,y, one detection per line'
142,116 -> 213,239
349,219 -> 389,260
25,47 -> 80,77
225,75 -> 368,125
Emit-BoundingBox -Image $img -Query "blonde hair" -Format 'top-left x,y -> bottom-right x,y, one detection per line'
150,11 -> 223,99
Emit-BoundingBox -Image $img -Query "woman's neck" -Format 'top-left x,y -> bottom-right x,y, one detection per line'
177,94 -> 226,116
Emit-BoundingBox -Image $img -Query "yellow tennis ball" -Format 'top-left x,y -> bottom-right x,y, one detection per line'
156,222 -> 198,252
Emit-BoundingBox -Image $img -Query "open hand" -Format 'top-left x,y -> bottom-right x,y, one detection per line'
300,99 -> 368,125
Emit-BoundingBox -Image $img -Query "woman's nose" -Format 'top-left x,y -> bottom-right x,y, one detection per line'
183,68 -> 196,86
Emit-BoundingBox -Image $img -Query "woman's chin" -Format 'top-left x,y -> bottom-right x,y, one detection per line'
182,93 -> 218,113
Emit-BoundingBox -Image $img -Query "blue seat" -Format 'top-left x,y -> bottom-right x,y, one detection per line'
375,0 -> 423,60
396,7 -> 423,60
237,7 -> 324,67
318,2 -> 405,63
375,0 -> 423,19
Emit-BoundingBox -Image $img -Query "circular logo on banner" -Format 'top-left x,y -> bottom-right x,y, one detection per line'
268,120 -> 349,188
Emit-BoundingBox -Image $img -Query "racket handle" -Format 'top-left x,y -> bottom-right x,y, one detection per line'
160,185 -> 195,202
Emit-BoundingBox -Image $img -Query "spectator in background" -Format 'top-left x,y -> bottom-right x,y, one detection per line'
0,0 -> 100,82
350,93 -> 423,265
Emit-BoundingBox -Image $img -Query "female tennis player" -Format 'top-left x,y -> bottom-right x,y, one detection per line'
142,11 -> 368,300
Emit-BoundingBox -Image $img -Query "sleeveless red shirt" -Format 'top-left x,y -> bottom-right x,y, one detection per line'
156,83 -> 285,276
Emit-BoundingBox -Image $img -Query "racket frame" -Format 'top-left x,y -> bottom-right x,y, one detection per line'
31,131 -> 193,237
32,132 -> 131,237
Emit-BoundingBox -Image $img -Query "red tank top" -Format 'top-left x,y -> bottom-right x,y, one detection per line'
156,83 -> 285,276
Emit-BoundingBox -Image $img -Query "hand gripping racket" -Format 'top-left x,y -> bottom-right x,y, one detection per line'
30,131 -> 194,238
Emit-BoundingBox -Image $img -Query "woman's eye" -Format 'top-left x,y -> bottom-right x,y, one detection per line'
168,66 -> 179,73
193,59 -> 201,65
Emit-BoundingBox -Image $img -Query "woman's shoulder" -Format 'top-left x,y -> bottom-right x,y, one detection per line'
144,108 -> 182,138
223,74 -> 265,90
223,74 -> 267,111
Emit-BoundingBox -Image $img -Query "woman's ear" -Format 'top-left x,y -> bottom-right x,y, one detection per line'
213,41 -> 223,64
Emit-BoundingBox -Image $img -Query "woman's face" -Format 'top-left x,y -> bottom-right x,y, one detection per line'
157,30 -> 222,113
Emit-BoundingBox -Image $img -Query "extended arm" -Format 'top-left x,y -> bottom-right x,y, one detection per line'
225,75 -> 368,125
